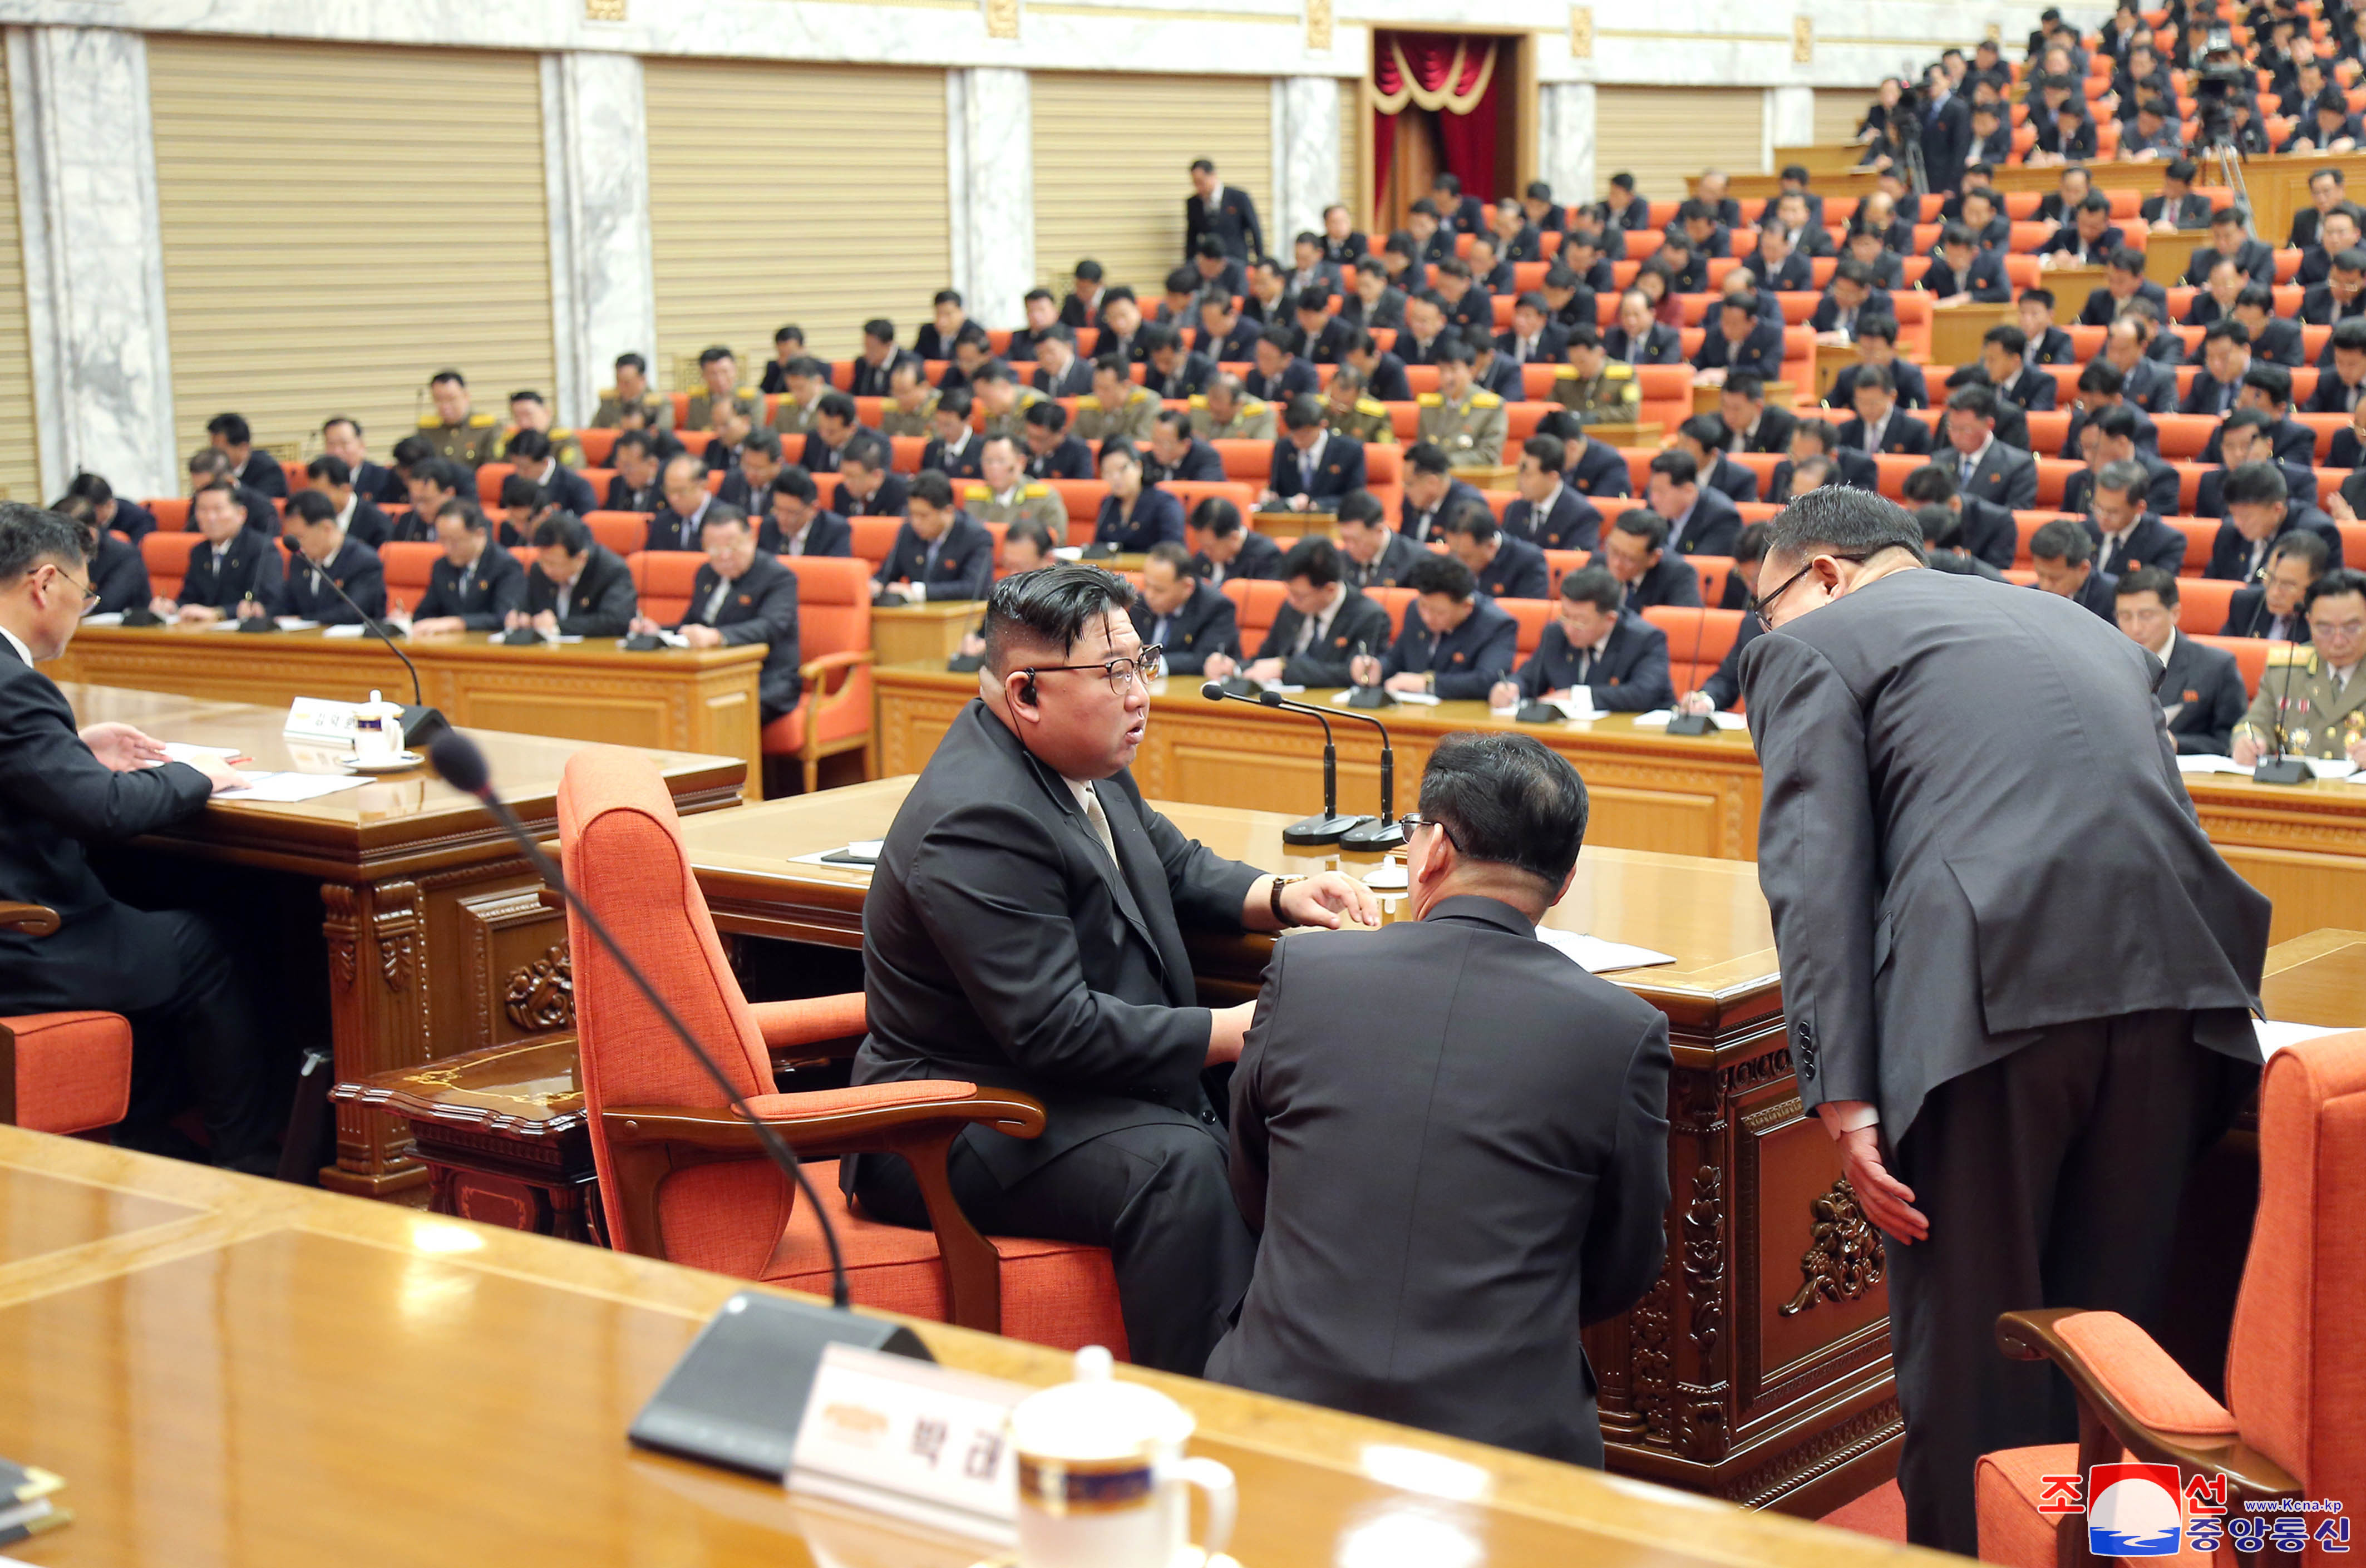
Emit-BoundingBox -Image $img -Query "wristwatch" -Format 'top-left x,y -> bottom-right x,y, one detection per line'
1268,875 -> 1302,924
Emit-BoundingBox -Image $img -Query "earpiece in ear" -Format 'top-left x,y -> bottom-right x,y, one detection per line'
1019,673 -> 1039,706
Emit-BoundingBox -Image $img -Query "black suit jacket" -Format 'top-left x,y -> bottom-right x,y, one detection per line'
1731,406 -> 1798,456
85,531 -> 151,616
1092,487 -> 1187,552
1244,357 -> 1319,403
1186,184 -> 1265,262
1918,248 -> 2011,303
353,460 -> 405,507
1130,580 -> 1239,675
1253,587 -> 1394,686
645,502 -> 723,554
523,545 -> 637,637
413,545 -> 526,629
2205,506 -> 2343,580
762,510 -> 853,559
1603,323 -> 1684,366
1029,359 -> 1094,398
1568,436 -> 1633,498
1692,320 -> 1786,382
1190,529 -> 1285,586
1665,490 -> 1742,557
1469,538 -> 1551,602
2071,460 -> 2185,527
918,433 -> 985,480
1026,436 -> 1096,482
604,476 -> 664,513
1400,477 -> 1487,545
2221,583 -> 2312,643
0,640 -> 219,1014
1597,550 -> 1702,610
1703,455 -> 1759,506
1501,486 -> 1601,551
235,449 -> 288,499
176,532 -> 284,615
674,552 -> 801,720
1837,410 -> 1934,456
2185,239 -> 2278,288
1514,611 -> 1673,709
1266,435 -> 1366,509
1950,440 -> 2039,510
1146,351 -> 1220,402
1342,531 -> 1425,591
1209,893 -> 1671,1466
851,701 -> 1263,1186
2155,633 -> 2250,757
876,513 -> 995,601
1195,319 -> 1263,364
1378,593 -> 1521,697
282,539 -> 386,624
1740,568 -> 2268,1136
834,473 -> 912,520
1145,439 -> 1226,485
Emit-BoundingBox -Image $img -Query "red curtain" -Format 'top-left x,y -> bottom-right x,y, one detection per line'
1371,31 -> 1501,211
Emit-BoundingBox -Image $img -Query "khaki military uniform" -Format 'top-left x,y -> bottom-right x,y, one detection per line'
417,412 -> 503,467
2233,647 -> 2366,760
1072,386 -> 1160,444
965,482 -> 1070,539
772,395 -> 826,438
591,390 -> 673,430
1552,362 -> 1642,425
1416,389 -> 1508,464
980,388 -> 1048,442
501,426 -> 586,469
1189,395 -> 1277,441
1324,395 -> 1396,445
879,396 -> 940,439
686,388 -> 766,433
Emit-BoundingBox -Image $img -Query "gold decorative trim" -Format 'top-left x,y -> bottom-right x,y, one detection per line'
585,0 -> 625,19
1026,1 -> 1295,21
1304,0 -> 1331,52
984,0 -> 1019,37
1569,5 -> 1593,57
1791,14 -> 1813,62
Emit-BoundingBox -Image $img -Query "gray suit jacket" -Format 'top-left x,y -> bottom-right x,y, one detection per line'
852,701 -> 1263,1186
1740,569 -> 2267,1140
1207,896 -> 1670,1465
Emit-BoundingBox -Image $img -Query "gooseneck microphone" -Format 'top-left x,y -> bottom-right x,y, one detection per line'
1200,681 -> 1370,846
2251,637 -> 2310,785
307,557 -> 449,751
426,731 -> 851,1310
1260,689 -> 1404,850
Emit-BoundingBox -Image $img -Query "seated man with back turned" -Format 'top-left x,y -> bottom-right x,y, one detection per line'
627,505 -> 803,725
850,565 -> 1379,1373
1208,731 -> 1670,1462
0,503 -> 282,1170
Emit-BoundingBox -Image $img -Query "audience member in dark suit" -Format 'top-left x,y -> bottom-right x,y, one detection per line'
0,502 -> 283,1169
297,457 -> 390,548
2183,211 -> 2279,287
2220,532 -> 2328,640
1497,566 -> 1675,712
1207,537 -> 1394,688
871,472 -> 996,604
206,413 -> 286,499
55,506 -> 150,617
1692,294 -> 1786,383
503,429 -> 599,517
832,440 -> 913,521
1244,330 -> 1319,403
2205,462 -> 2345,580
1719,374 -> 1797,456
2028,517 -> 2120,620
628,506 -> 801,721
1353,555 -> 1521,698
1019,401 -> 1095,482
2310,322 -> 2366,418
186,448 -> 279,539
1676,415 -> 1761,506
1919,224 -> 2011,304
758,466 -> 854,558
1443,507 -> 1551,602
2194,426 -> 2319,522
1644,449 -> 1742,558
921,392 -> 985,480
1144,411 -> 1227,484
1592,510 -> 1703,610
1180,501 -> 1276,589
1333,492 -> 1425,590
913,291 -> 968,360
1260,396 -> 1366,514
2181,321 -> 2257,418
1089,445 -> 1186,553
1564,425 -> 1635,498
2111,569 -> 2249,756
1604,290 -> 1685,366
156,482 -> 282,622
1838,364 -> 1933,455
1899,461 -> 2017,570
280,492 -> 387,624
1500,435 -> 1601,551
603,431 -> 666,513
715,431 -> 785,515
400,502 -> 526,633
511,514 -> 637,638
1343,331 -> 1413,402
1940,386 -> 2039,510
643,454 -> 722,553
1740,488 -> 2267,1554
1130,542 -> 1239,674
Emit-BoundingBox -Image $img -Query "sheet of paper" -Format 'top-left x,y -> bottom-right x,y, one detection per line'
273,618 -> 321,632
1630,708 -> 1749,731
1051,546 -> 1083,561
158,743 -> 242,765
2255,1019 -> 2355,1061
217,772 -> 374,803
1535,926 -> 1677,975
787,840 -> 886,868
2174,754 -> 2254,776
322,623 -> 369,639
81,612 -> 125,627
2306,757 -> 2359,780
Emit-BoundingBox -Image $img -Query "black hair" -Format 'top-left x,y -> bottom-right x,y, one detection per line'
2242,362 -> 2294,406
206,412 -> 253,445
2093,405 -> 2142,441
305,455 -> 352,486
1522,433 -> 1567,473
1004,517 -> 1058,559
1649,448 -> 1699,486
1418,732 -> 1591,890
2029,517 -> 2093,564
1192,496 -> 1244,539
1984,324 -> 2028,357
1443,504 -> 1497,544
1761,486 -> 1925,566
289,489 -> 340,526
2222,461 -> 2290,507
1279,535 -> 1344,586
771,465 -> 819,504
0,500 -> 85,579
505,427 -> 553,463
499,473 -> 544,510
1335,490 -> 1385,528
1023,400 -> 1069,433
817,391 -> 859,423
2077,360 -> 2123,394
2270,531 -> 2332,574
533,513 -> 593,554
1405,553 -> 1475,599
2116,565 -> 2179,606
1613,510 -> 1670,551
910,469 -> 955,509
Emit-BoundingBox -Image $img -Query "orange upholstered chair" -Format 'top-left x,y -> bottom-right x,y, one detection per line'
556,748 -> 1127,1353
0,904 -> 134,1135
1973,1030 -> 2366,1566
758,555 -> 876,793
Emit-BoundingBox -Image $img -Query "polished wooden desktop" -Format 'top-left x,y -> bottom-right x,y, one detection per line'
47,624 -> 767,800
871,664 -> 2366,943
871,602 -> 985,669
2260,928 -> 2366,1027
0,1127 -> 1954,1568
55,683 -> 744,1199
1929,301 -> 2015,371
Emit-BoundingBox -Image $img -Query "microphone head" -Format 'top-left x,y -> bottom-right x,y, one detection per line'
1200,681 -> 1226,702
427,731 -> 491,795
1258,689 -> 1285,706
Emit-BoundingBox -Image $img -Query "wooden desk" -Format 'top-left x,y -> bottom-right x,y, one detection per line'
48,624 -> 767,802
1590,420 -> 1667,447
1453,464 -> 1518,490
1694,382 -> 1795,417
2043,267 -> 2108,325
871,665 -> 2366,943
672,786 -> 1897,1515
1928,302 -> 2014,368
2146,229 -> 2206,287
1252,510 -> 1337,540
1813,342 -> 1856,402
56,683 -> 743,1199
0,1128 -> 1948,1568
870,603 -> 983,669
2260,926 -> 2366,1025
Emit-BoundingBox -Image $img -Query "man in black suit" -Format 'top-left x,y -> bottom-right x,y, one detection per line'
1130,542 -> 1238,674
503,428 -> 599,517
2012,293 -> 2076,368
2077,249 -> 2169,329
715,431 -> 785,515
832,436 -> 912,520
1142,324 -> 1219,401
2028,517 -> 2119,620
2064,410 -> 2181,520
1941,385 -> 2038,510
854,564 -> 1377,1373
871,471 -> 995,604
1442,506 -> 1550,601
1495,566 -> 1674,711
1643,450 -> 1741,558
2183,206 -> 2278,288
322,416 -> 404,507
643,454 -> 719,553
604,431 -> 666,514
1339,258 -> 1407,334
2101,317 -> 2178,413
1899,461 -> 2017,570
510,513 -> 637,638
1919,224 -> 2011,305
1144,410 -> 1226,485
1497,292 -> 1570,368
1342,329 -> 1412,403
1501,435 -> 1601,551
2296,205 -> 2364,290
1917,68 -> 1973,193
1838,364 -> 1932,456
1593,510 -> 1703,611
1718,372 -> 1796,456
2113,569 -> 2250,756
628,505 -> 801,721
154,481 -> 281,623
1244,328 -> 1318,404
2206,462 -> 2344,580
1027,328 -> 1094,399
1186,497 -> 1284,586
1020,401 -> 1095,482
1604,289 -> 1684,366
1260,395 -> 1365,514
920,389 -> 984,480
1186,158 -> 1264,263
1561,422 -> 1634,499
1353,554 -> 1522,695
185,448 -> 277,540
2195,413 -> 2316,522
1770,420 -> 1877,500
1207,537 -> 1394,687
52,501 -> 146,617
1398,443 -> 1486,545
280,491 -> 387,624
1809,260 -> 1887,341
760,467 -> 854,558
1741,223 -> 1812,295
2182,320 -> 2255,418
2140,159 -> 2214,230
1194,289 -> 1263,366
2036,193 -> 2125,268
1740,488 -> 2267,1554
1334,491 -> 1424,590
2221,532 -> 2328,640
205,412 -> 287,499
0,503 -> 282,1168
398,501 -> 526,634
2287,168 -> 2348,251
1211,727 -> 1665,1457
1692,293 -> 1786,384
1676,416 -> 1759,506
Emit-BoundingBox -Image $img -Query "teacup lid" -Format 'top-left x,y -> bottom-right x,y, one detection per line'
1008,1346 -> 1193,1461
356,689 -> 401,717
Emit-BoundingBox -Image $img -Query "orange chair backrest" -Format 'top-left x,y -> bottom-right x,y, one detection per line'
630,550 -> 704,625
1502,596 -> 1554,658
146,497 -> 191,532
1223,578 -> 1292,650
141,531 -> 202,600
785,555 -> 874,658
582,511 -> 648,555
2175,576 -> 2240,635
379,541 -> 442,601
1211,439 -> 1271,481
848,516 -> 903,567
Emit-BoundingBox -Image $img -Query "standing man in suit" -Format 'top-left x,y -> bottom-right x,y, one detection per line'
1260,396 -> 1366,513
1493,567 -> 1674,711
0,503 -> 283,1170
871,471 -> 996,604
1130,543 -> 1238,674
1739,488 -> 2268,1554
852,565 -> 1376,1372
397,502 -> 526,634
1919,67 -> 1972,193
1209,731 -> 1669,1460
1941,386 -> 2038,509
510,514 -> 638,639
629,506 -> 801,723
1186,158 -> 1263,264
1205,537 -> 1393,688
2114,570 -> 2249,756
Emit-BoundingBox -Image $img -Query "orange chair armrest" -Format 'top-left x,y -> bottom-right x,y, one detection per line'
799,648 -> 874,694
750,995 -> 868,1059
0,903 -> 60,937
1997,1309 -> 2301,1501
603,1081 -> 1044,1157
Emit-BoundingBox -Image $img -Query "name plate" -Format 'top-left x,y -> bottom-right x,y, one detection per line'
788,1344 -> 1026,1544
284,697 -> 362,743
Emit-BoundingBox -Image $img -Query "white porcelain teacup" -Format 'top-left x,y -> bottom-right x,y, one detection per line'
351,690 -> 404,762
1008,1346 -> 1236,1568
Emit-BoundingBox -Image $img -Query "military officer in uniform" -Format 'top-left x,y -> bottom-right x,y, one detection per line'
418,369 -> 502,467
964,435 -> 1070,540
879,362 -> 940,438
1322,365 -> 1396,443
973,362 -> 1047,442
504,389 -> 585,469
1073,357 -> 1161,443
1416,342 -> 1509,464
685,347 -> 765,434
1553,326 -> 1642,425
2232,568 -> 2366,767
592,353 -> 674,430
1190,374 -> 1277,441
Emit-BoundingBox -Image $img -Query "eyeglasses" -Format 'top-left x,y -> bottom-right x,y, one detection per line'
49,565 -> 100,607
2308,618 -> 2365,640
1027,645 -> 1164,695
1397,813 -> 1461,851
1747,551 -> 1873,623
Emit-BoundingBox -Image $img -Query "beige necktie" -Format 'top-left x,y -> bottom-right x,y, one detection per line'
1081,785 -> 1118,863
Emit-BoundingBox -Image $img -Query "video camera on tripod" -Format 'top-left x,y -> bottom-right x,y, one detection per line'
2192,29 -> 2251,147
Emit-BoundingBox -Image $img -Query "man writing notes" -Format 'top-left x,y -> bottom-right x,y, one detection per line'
850,565 -> 1379,1373
1207,733 -> 1670,1462
1739,489 -> 2268,1554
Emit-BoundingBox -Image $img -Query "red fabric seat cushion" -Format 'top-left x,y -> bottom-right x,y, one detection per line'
8,1011 -> 133,1135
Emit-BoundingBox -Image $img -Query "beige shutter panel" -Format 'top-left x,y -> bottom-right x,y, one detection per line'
1814,89 -> 1879,149
0,60 -> 36,502
147,36 -> 554,468
1592,87 -> 1767,204
645,60 -> 950,369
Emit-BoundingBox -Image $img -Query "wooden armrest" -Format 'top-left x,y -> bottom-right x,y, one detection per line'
1998,1309 -> 2303,1503
798,648 -> 874,693
0,904 -> 60,938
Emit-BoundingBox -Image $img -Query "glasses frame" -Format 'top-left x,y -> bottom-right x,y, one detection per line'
48,564 -> 100,607
1024,645 -> 1166,696
1747,551 -> 1873,623
1397,813 -> 1462,852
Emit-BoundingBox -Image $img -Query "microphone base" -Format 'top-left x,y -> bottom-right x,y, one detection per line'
120,607 -> 163,628
235,616 -> 276,634
1212,675 -> 1256,697
494,628 -> 544,647
1078,543 -> 1121,560
945,653 -> 984,673
1514,702 -> 1562,725
1665,712 -> 1715,737
1344,685 -> 1394,709
1340,818 -> 1406,851
400,705 -> 451,752
1283,812 -> 1369,847
2251,757 -> 2310,785
622,633 -> 666,652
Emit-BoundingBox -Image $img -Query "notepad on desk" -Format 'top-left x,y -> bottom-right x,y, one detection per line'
1535,926 -> 1676,975
790,840 -> 885,868
1633,708 -> 1748,732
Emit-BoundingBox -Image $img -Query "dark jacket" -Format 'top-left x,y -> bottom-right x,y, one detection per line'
1207,895 -> 1672,1466
234,448 -> 289,499
2220,583 -> 2312,643
920,432 -> 985,481
1951,438 -> 2040,510
604,475 -> 664,513
1144,438 -> 1226,485
876,512 -> 996,602
2083,510 -> 2189,578
1092,487 -> 1187,552
763,510 -> 854,559
1377,594 -> 1520,698
1401,477 -> 1486,545
2185,238 -> 2278,288
282,539 -> 387,624
1918,248 -> 2010,303
86,531 -> 152,616
2078,280 -> 2170,329
645,501 -> 722,554
523,544 -> 638,637
1596,550 -> 1703,611
2204,505 -> 2344,580
834,472 -> 913,520
1501,486 -> 1601,552
1342,531 -> 1426,591
1828,359 -> 1932,411
414,544 -> 527,630
2155,632 -> 2251,757
1130,579 -> 1239,675
176,532 -> 284,616
1186,184 -> 1265,263
1469,538 -> 1551,602
673,550 -> 802,721
1697,612 -> 1767,710
1663,489 -> 1743,558
1190,531 -> 1285,586
1692,320 -> 1786,382
2066,461 -> 2182,521
1568,436 -> 1633,497
1702,453 -> 1760,506
1266,434 -> 1367,510
1025,436 -> 1096,482
1740,568 -> 2268,1138
1253,585 -> 1395,686
1603,323 -> 1685,366
1514,610 -> 1673,710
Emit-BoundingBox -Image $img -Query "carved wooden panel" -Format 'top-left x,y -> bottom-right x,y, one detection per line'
457,886 -> 575,1053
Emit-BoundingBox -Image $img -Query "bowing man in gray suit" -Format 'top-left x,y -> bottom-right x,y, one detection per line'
1739,489 -> 2269,1554
1208,733 -> 1671,1463
849,565 -> 1380,1373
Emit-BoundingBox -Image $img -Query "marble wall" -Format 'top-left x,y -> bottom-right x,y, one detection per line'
1273,76 -> 1342,254
541,51 -> 656,429
947,68 -> 1034,333
1536,82 -> 1595,221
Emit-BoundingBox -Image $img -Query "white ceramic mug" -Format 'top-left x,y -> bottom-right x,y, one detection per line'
1008,1347 -> 1236,1568
351,690 -> 404,762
